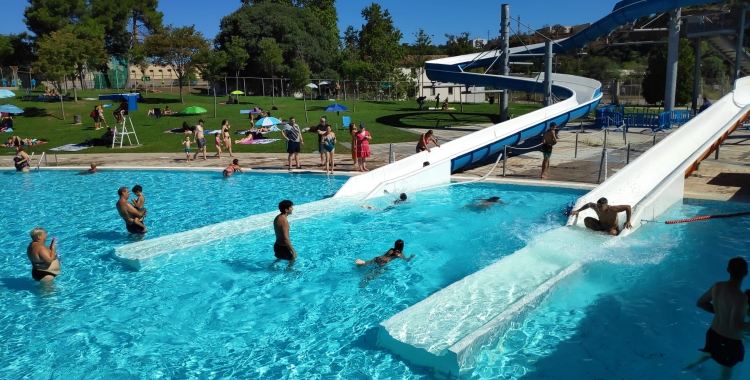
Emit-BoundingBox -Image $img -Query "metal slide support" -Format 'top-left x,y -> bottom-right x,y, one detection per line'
626,143 -> 631,164
715,145 -> 720,159
500,4 -> 510,121
735,5 -> 748,82
544,40 -> 553,107
502,145 -> 507,177
692,38 -> 701,115
389,143 -> 395,163
664,8 -> 681,112
574,132 -> 579,158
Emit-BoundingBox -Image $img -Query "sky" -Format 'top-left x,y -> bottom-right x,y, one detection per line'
0,0 -> 617,45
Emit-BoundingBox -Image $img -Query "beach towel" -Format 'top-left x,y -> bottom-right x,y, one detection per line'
237,138 -> 280,145
235,130 -> 271,135
50,143 -> 91,152
204,130 -> 222,134
164,128 -> 185,134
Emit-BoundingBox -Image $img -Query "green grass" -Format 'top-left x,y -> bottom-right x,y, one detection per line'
2,89 -> 541,156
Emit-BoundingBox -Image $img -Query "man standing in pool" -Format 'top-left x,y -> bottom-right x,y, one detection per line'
685,257 -> 750,379
116,187 -> 148,234
273,200 -> 297,262
570,197 -> 632,235
540,123 -> 557,179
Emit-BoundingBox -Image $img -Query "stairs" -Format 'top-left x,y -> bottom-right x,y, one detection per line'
706,34 -> 750,76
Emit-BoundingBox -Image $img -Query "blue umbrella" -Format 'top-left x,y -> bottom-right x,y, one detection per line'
0,89 -> 16,99
255,116 -> 282,127
0,104 -> 24,114
324,104 -> 349,112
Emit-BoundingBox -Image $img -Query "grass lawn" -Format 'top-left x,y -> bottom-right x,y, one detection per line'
1,89 -> 542,156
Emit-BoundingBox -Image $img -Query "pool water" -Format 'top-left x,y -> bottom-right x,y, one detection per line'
471,200 -> 750,379
0,177 -> 581,379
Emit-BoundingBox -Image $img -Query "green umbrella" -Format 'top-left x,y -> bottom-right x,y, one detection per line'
230,90 -> 244,95
181,106 -> 207,124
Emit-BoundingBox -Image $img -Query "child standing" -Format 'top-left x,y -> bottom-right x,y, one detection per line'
182,135 -> 192,162
130,185 -> 146,226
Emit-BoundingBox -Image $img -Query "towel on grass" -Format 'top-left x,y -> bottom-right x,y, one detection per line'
237,138 -> 280,145
50,143 -> 91,152
204,130 -> 222,134
164,128 -> 186,134
236,130 -> 271,135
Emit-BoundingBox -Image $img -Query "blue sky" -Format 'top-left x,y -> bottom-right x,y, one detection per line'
1,1 -> 616,44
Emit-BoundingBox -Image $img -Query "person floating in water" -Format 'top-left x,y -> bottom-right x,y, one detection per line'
78,162 -> 99,175
273,200 -> 297,263
570,197 -> 632,235
465,197 -> 506,212
684,257 -> 750,380
26,227 -> 60,282
362,193 -> 407,210
355,239 -> 413,266
116,187 -> 147,234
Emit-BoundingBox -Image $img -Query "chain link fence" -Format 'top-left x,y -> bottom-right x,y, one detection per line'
600,77 -> 733,106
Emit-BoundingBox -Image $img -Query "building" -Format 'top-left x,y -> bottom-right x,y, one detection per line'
472,38 -> 488,49
399,55 -> 486,104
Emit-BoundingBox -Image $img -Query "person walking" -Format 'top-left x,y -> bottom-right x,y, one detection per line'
435,93 -> 441,109
193,119 -> 207,161
214,132 -> 223,159
355,123 -> 371,172
221,119 -> 234,157
281,117 -> 304,170
273,200 -> 297,264
348,123 -> 358,162
540,123 -> 557,179
97,105 -> 109,128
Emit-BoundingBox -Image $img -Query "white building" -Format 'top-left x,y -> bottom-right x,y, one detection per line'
472,38 -> 488,49
399,55 -> 486,103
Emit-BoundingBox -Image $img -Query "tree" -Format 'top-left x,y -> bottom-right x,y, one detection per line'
35,30 -> 106,118
0,33 -> 34,67
24,0 -> 88,38
239,0 -> 339,43
145,25 -> 208,104
224,36 -> 249,93
580,56 -> 620,82
127,41 -> 151,97
444,32 -> 476,56
357,3 -> 406,80
642,39 -> 694,105
258,37 -> 284,104
216,3 -> 337,77
287,58 -> 312,121
701,56 -> 726,80
195,47 -> 228,118
410,29 -> 434,95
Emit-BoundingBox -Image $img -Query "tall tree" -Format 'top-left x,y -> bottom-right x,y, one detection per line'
224,36 -> 249,93
642,39 -> 694,105
411,29 -> 434,95
23,0 -> 88,38
216,3 -> 337,77
444,32 -> 475,56
357,3 -> 405,80
239,0 -> 338,41
286,58 -> 312,121
145,25 -> 208,104
258,37 -> 284,104
195,47 -> 228,118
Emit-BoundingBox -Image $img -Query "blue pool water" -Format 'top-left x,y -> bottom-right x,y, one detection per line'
0,174 -> 579,379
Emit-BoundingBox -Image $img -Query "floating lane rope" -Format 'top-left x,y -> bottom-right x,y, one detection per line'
664,211 -> 750,225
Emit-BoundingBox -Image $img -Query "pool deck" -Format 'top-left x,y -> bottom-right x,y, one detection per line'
10,121 -> 750,202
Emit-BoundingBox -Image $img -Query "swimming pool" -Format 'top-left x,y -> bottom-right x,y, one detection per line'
470,200 -> 750,379
0,178 -> 580,379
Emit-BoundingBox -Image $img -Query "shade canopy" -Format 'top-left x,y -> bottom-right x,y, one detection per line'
305,83 -> 318,89
0,89 -> 16,99
180,106 -> 208,114
230,90 -> 244,95
0,104 -> 24,114
255,116 -> 282,127
324,104 -> 349,112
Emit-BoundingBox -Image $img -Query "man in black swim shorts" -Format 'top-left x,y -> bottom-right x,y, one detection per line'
116,187 -> 148,234
685,257 -> 750,379
273,200 -> 297,262
540,123 -> 557,179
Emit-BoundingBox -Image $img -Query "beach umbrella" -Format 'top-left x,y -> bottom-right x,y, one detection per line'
325,103 -> 349,116
0,89 -> 16,98
231,90 -> 244,96
305,83 -> 318,89
0,104 -> 24,114
255,116 -> 282,127
318,81 -> 330,85
181,106 -> 207,124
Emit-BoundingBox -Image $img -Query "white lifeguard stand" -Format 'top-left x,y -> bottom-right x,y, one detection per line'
112,112 -> 140,148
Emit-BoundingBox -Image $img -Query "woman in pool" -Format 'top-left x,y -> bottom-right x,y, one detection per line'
323,125 -> 337,174
221,119 -> 234,157
223,158 -> 244,177
214,132 -> 223,158
355,240 -> 413,266
14,145 -> 30,172
26,227 -> 60,282
348,123 -> 357,162
355,123 -> 371,172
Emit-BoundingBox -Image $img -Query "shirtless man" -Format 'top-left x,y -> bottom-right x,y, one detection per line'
273,200 -> 297,262
116,187 -> 147,234
26,227 -> 60,282
78,162 -> 99,175
570,197 -> 632,235
193,119 -> 207,160
355,240 -> 413,266
465,196 -> 506,212
685,257 -> 750,379
540,123 -> 558,179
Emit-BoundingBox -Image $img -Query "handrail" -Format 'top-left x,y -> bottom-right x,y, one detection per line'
36,151 -> 46,171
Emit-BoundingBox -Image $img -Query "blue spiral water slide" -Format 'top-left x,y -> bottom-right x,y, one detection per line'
371,0 -> 748,376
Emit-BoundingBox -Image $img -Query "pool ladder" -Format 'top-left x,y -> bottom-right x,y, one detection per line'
35,151 -> 57,171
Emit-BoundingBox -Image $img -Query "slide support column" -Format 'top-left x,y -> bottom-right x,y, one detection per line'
692,38 -> 701,115
544,40 -> 553,107
500,4 -> 510,121
664,8 -> 681,112
735,5 -> 748,82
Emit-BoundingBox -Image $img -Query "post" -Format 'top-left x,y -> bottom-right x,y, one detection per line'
262,78 -> 265,97
735,5 -> 748,83
664,8 -> 681,112
243,78 -> 246,96
354,82 -> 358,113
626,142 -> 631,164
224,77 -> 228,95
622,125 -> 627,145
500,4 -> 510,121
653,134 -> 657,146
544,40 -> 553,107
502,145 -> 507,177
691,38 -> 701,115
597,148 -> 607,183
574,132 -> 579,158
389,143 -> 394,163
604,128 -> 608,148
459,86 -> 463,113
715,145 -> 720,159
54,153 -> 58,166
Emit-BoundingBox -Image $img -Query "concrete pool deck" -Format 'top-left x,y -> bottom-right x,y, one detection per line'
8,122 -> 750,202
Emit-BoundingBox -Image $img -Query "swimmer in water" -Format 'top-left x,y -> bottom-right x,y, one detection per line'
465,196 -> 506,212
355,240 -> 413,266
